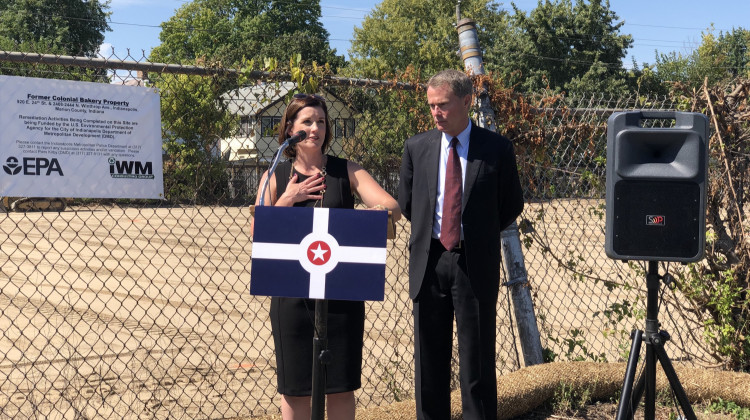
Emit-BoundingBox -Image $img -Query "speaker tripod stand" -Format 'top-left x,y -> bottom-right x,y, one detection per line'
615,261 -> 696,420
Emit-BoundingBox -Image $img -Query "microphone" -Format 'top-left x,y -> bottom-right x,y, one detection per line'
286,130 -> 307,146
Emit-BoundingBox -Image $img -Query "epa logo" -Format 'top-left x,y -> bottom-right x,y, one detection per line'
3,157 -> 21,175
3,156 -> 64,176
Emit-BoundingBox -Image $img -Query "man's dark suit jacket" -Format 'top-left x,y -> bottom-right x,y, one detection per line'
398,124 -> 524,299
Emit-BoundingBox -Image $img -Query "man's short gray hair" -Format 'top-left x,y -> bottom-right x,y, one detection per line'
427,69 -> 473,98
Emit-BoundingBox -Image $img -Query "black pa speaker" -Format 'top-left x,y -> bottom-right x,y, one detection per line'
605,111 -> 708,262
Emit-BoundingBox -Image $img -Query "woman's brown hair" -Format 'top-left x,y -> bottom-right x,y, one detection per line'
277,93 -> 332,158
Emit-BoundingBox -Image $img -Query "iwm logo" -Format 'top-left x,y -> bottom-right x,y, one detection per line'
3,156 -> 64,176
109,157 -> 154,179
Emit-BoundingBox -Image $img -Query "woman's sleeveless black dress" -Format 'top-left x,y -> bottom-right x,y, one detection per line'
270,155 -> 365,396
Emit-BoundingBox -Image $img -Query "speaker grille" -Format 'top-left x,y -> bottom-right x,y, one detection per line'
612,180 -> 701,259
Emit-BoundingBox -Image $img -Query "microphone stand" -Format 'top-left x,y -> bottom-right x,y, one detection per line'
311,299 -> 330,420
258,141 -> 291,206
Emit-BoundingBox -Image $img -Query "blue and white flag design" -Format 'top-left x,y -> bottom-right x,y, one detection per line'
251,206 -> 388,301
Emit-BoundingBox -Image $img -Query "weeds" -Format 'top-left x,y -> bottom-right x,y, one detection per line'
551,382 -> 592,417
707,398 -> 750,419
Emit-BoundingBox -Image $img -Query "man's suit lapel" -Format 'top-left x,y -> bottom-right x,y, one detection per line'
426,131 -> 441,212
463,127 -> 484,209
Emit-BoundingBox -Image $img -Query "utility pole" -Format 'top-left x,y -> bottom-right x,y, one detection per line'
456,10 -> 544,367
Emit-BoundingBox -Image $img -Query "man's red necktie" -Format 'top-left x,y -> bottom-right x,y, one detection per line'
440,137 -> 462,250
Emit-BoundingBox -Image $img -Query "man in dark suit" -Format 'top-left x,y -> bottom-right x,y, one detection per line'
398,69 -> 524,420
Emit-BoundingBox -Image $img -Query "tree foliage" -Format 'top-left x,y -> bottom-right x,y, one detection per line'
0,0 -> 111,56
150,0 -> 343,69
346,0 -> 510,79
637,26 -> 750,91
155,71 -> 234,203
348,0 -> 632,94
488,0 -> 632,94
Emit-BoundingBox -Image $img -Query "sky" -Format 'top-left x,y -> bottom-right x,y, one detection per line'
100,0 -> 750,70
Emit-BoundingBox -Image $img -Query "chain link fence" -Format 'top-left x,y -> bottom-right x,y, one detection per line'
0,50 -> 741,418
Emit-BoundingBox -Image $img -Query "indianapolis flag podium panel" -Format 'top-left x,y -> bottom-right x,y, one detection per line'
250,206 -> 389,301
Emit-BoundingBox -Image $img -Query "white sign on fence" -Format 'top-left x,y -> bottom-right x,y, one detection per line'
0,75 -> 163,199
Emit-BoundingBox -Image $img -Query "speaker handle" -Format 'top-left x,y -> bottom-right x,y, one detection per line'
633,111 -> 702,130
621,111 -> 677,127
638,111 -> 676,120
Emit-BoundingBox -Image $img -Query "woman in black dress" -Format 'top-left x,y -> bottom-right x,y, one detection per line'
252,93 -> 400,420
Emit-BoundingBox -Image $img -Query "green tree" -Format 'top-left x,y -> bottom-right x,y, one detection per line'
644,26 -> 750,89
489,0 -> 632,94
346,0 -> 510,79
150,0 -> 343,69
720,28 -> 750,79
0,0 -> 111,56
624,61 -> 669,97
348,0 -> 632,94
156,72 -> 234,202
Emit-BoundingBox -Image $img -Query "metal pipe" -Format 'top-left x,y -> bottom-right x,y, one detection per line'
456,19 -> 483,76
456,15 -> 544,367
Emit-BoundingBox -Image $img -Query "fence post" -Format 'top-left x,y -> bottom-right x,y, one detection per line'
456,17 -> 544,366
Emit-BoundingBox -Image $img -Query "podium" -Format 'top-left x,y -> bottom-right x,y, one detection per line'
250,205 -> 392,420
